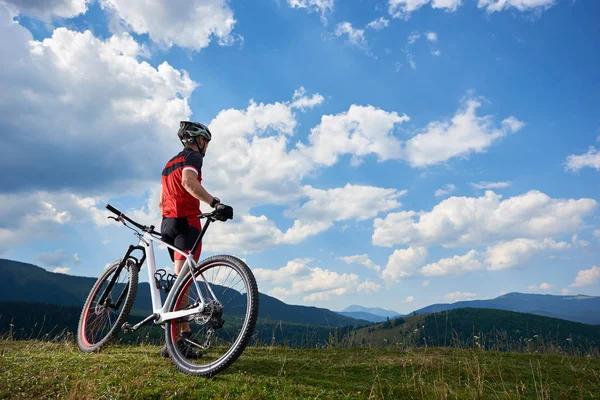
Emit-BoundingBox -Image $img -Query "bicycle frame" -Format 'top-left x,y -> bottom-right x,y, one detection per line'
136,231 -> 218,325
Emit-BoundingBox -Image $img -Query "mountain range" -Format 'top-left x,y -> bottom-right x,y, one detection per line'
0,259 -> 369,328
336,305 -> 403,323
2,258 -> 599,328
409,292 -> 600,325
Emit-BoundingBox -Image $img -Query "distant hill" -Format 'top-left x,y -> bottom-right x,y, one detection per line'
337,311 -> 390,323
340,305 -> 402,318
349,308 -> 600,352
411,292 -> 600,325
0,259 -> 368,328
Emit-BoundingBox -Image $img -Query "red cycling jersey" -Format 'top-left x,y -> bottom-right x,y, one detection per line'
161,147 -> 203,218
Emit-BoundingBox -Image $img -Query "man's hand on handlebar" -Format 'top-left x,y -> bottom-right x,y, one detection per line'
214,204 -> 233,221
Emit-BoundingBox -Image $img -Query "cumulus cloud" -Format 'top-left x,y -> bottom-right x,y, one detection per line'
372,190 -> 597,248
403,296 -> 415,303
366,17 -> 389,30
0,0 -> 90,21
282,184 -> 405,243
99,0 -> 239,51
53,267 -> 71,274
381,246 -> 428,282
35,249 -> 79,267
435,184 -> 456,197
471,181 -> 511,189
477,0 -> 557,14
420,249 -> 483,276
444,291 -> 476,302
389,0 -> 462,19
485,238 -> 570,271
402,98 -> 524,167
339,254 -> 381,272
565,147 -> 600,172
431,50 -> 441,56
300,104 -> 410,166
570,266 -> 600,287
334,22 -> 371,54
528,282 -> 554,290
255,258 -> 381,302
0,10 -> 196,194
425,31 -> 438,42
287,0 -> 334,23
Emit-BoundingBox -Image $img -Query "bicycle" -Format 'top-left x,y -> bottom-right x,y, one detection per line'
76,203 -> 259,377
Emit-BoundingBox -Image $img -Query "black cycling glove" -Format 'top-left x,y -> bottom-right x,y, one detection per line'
214,204 -> 233,221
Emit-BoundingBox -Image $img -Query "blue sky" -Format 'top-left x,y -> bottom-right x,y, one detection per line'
1,0 -> 599,314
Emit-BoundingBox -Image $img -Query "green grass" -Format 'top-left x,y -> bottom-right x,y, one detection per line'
1,340 -> 599,399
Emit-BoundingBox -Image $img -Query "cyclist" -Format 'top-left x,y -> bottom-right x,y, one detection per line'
158,120 -> 230,358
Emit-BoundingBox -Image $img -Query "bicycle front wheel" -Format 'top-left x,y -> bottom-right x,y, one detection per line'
77,258 -> 138,352
165,255 -> 259,377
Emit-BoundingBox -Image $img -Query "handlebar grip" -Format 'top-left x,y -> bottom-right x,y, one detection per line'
106,204 -> 122,216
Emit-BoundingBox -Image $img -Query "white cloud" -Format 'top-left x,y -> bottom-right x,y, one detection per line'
53,267 -> 71,274
407,53 -> 417,70
373,190 -> 597,248
565,147 -> 600,172
257,258 -> 380,302
287,0 -> 334,23
571,234 -> 589,248
282,184 -> 404,243
435,184 -> 456,197
570,266 -> 600,287
254,258 -> 311,284
99,0 -> 239,51
334,21 -> 370,53
471,181 -> 512,189
291,87 -> 325,111
403,296 -> 415,303
425,31 -> 438,42
594,229 -> 600,238
382,246 -> 428,282
73,253 -> 82,264
528,282 -> 554,290
0,0 -> 90,21
366,17 -> 389,30
402,98 -> 524,167
444,291 -> 476,302
300,104 -> 410,167
431,50 -> 441,56
477,0 -> 557,14
421,280 -> 430,287
0,13 -> 197,195
389,0 -> 462,19
486,238 -> 570,271
36,249 -> 75,266
408,31 -> 420,44
561,288 -> 569,295
420,249 -> 483,276
339,254 -> 381,272
201,214 -> 285,254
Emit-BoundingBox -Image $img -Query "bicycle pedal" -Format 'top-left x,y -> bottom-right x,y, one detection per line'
121,322 -> 131,333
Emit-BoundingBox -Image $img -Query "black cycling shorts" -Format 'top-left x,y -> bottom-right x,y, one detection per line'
160,215 -> 202,262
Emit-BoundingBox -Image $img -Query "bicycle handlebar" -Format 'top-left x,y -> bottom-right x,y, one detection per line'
105,203 -> 158,234
105,203 -> 225,235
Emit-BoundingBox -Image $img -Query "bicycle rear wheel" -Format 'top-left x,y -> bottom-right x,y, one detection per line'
165,255 -> 259,377
77,258 -> 138,352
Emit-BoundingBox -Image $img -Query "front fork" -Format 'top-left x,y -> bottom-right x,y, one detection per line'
97,245 -> 145,309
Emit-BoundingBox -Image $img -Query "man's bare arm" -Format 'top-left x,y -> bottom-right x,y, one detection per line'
181,169 -> 220,207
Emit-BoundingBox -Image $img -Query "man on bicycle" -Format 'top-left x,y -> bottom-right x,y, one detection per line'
158,120 -> 229,357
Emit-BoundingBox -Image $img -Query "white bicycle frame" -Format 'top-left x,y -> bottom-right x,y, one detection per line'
135,230 -> 218,325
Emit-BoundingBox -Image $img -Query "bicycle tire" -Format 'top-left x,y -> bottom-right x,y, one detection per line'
165,255 -> 259,377
77,258 -> 138,352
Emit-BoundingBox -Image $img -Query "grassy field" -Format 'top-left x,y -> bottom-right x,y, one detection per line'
1,339 -> 599,399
